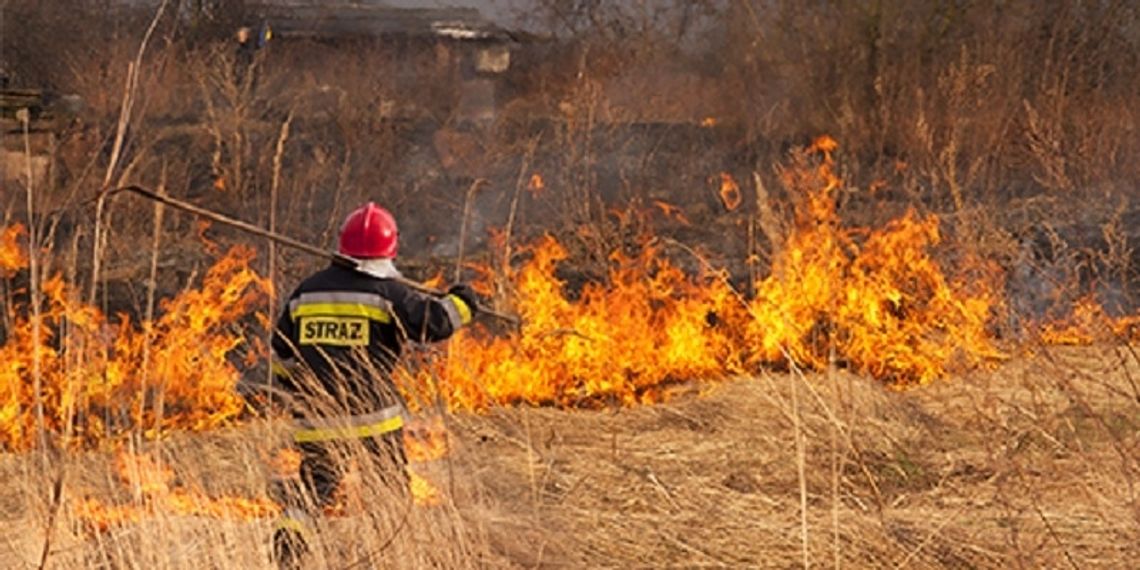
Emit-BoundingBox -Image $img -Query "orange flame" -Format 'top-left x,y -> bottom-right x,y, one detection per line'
652,200 -> 691,226
422,271 -> 447,291
528,173 -> 545,196
409,141 -> 1005,409
1039,296 -> 1140,345
2,138 -> 1136,461
405,419 -> 449,463
0,223 -> 28,275
195,219 -> 222,255
812,134 -> 839,155
74,451 -> 279,532
0,246 -> 268,450
717,172 -> 742,211
403,418 -> 448,506
408,467 -> 443,506
269,447 -> 303,478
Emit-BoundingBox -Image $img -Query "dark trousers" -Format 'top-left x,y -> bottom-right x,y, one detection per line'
276,428 -> 409,516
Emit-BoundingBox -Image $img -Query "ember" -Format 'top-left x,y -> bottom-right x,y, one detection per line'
717,172 -> 742,211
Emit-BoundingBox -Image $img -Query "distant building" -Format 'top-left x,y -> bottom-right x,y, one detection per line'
245,2 -> 519,125
0,88 -> 80,189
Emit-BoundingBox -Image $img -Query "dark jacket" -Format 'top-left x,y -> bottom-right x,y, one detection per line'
271,263 -> 471,414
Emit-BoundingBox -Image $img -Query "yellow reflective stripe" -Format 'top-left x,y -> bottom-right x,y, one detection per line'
291,302 -> 391,323
271,360 -> 293,378
298,406 -> 403,429
292,415 -> 404,443
446,294 -> 473,325
275,518 -> 307,533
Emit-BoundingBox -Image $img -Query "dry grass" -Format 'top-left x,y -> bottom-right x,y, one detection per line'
3,3 -> 1139,568
456,343 -> 1140,568
1,343 -> 1137,569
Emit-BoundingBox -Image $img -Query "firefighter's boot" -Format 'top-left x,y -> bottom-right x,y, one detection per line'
272,508 -> 312,570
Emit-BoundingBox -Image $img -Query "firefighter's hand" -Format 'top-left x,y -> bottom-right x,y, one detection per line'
448,283 -> 481,316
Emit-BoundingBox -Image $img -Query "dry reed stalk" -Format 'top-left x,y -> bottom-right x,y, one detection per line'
455,178 -> 487,283
752,170 -> 784,255
198,73 -> 226,184
143,173 -> 165,435
789,360 -> 811,568
747,217 -> 757,298
501,136 -> 541,303
34,470 -> 65,570
1,210 -> 12,337
90,0 -> 170,306
267,112 -> 293,389
445,176 -> 490,503
828,345 -> 840,569
795,362 -> 886,516
523,409 -> 539,507
19,106 -> 66,570
20,108 -> 45,451
60,230 -> 82,448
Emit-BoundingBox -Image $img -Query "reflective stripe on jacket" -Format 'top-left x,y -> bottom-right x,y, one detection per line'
292,405 -> 405,443
271,263 -> 472,415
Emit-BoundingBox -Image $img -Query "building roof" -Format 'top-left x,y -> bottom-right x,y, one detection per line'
247,2 -> 516,42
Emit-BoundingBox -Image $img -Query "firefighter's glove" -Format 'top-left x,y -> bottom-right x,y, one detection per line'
447,283 -> 481,317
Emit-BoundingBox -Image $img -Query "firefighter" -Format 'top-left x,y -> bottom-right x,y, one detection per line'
234,23 -> 270,90
268,202 -> 480,568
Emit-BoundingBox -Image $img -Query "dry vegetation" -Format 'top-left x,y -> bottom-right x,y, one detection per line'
1,344 -> 1138,568
2,0 -> 1139,568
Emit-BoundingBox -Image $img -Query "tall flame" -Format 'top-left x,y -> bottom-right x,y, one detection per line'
0,137 -> 1135,448
412,137 -> 1004,409
0,137 -> 1135,533
0,246 -> 268,450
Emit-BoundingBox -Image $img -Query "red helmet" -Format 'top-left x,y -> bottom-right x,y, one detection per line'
338,203 -> 398,259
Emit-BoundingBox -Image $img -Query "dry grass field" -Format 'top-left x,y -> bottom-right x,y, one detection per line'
3,2 -> 1140,568
2,343 -> 1137,569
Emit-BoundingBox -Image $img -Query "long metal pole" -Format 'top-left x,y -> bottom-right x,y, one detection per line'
110,185 -> 519,326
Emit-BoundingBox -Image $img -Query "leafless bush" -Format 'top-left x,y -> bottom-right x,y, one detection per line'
723,0 -> 1138,209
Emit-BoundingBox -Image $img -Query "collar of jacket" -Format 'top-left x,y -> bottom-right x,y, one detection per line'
355,258 -> 402,280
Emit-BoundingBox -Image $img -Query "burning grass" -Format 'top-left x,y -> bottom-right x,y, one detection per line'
0,224 -> 28,276
414,138 -> 1005,409
0,245 -> 268,450
1040,295 -> 1140,345
0,139 -> 1137,564
1,344 -> 1136,568
72,451 -> 280,532
0,139 -> 1136,449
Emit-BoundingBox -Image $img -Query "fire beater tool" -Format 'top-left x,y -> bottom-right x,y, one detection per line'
108,184 -> 521,327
